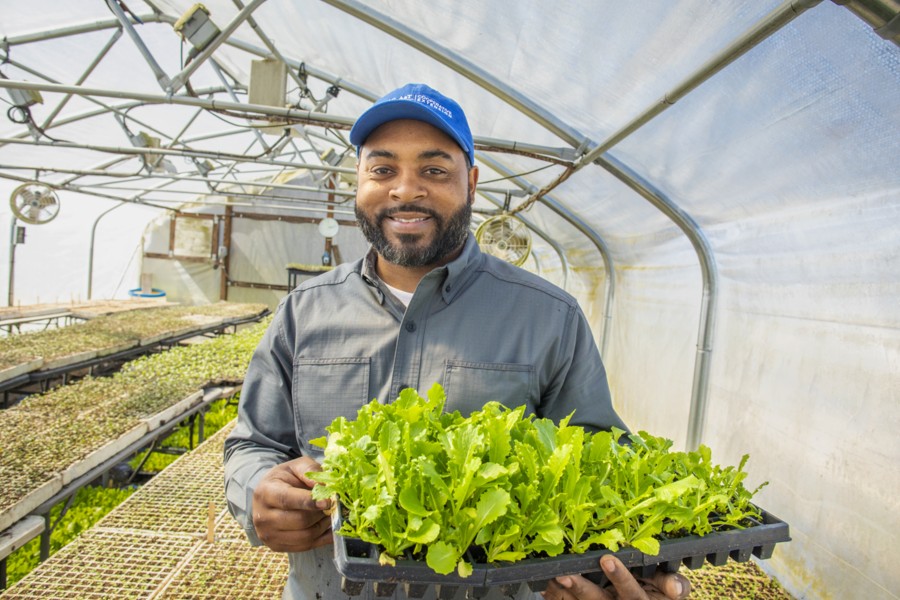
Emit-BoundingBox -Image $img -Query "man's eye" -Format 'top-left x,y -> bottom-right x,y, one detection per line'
424,168 -> 447,176
370,166 -> 393,175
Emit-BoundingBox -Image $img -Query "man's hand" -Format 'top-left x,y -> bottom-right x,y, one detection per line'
251,456 -> 334,552
542,555 -> 691,600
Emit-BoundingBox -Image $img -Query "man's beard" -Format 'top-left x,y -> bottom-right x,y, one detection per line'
355,198 -> 472,268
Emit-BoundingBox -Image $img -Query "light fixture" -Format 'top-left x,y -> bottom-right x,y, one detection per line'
320,148 -> 357,188
195,159 -> 214,176
130,131 -> 175,173
320,148 -> 341,166
174,4 -> 220,51
7,87 -> 43,108
131,131 -> 161,170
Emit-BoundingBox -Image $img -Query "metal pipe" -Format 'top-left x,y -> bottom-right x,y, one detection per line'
475,136 -> 576,163
218,35 -> 379,102
0,171 -> 169,210
0,78 -> 356,128
319,0 -> 589,149
596,153 -> 718,451
67,182 -> 357,204
7,217 -> 17,307
0,135 -> 354,172
231,0 -> 312,93
167,0 -> 268,94
577,0 -> 826,167
0,163 -> 347,191
320,0 -> 818,447
518,0 -> 825,210
87,202 -> 127,299
312,0 -> 629,370
476,193 -> 570,289
837,0 -> 900,44
0,158 -> 518,199
0,76 -> 573,166
123,196 -> 357,216
0,14 -> 166,46
104,0 -> 172,90
216,20 -> 581,164
477,154 -> 617,356
40,29 -> 123,131
0,60 -> 224,151
209,59 -> 271,151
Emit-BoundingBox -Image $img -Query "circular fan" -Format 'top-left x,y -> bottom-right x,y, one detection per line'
10,182 -> 61,225
474,214 -> 532,266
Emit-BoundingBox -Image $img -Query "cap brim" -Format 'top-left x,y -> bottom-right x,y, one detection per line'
350,101 -> 472,162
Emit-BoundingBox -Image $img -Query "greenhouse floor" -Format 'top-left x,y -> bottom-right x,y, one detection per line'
0,422 -> 289,599
0,421 -> 794,599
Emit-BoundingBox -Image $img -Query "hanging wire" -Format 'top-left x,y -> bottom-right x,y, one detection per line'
479,163 -> 556,185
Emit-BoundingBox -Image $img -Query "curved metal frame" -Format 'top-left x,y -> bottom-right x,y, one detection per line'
321,0 -> 824,449
0,0 -> 828,449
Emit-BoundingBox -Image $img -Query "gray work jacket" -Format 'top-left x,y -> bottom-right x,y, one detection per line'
224,234 -> 627,600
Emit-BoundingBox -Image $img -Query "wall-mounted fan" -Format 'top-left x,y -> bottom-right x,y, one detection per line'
10,182 -> 61,224
474,214 -> 532,266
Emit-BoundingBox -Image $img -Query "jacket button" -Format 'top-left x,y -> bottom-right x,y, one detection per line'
405,321 -> 416,332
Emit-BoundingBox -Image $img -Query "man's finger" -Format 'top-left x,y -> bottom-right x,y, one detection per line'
599,555 -> 646,598
283,458 -> 332,510
647,569 -> 690,600
286,457 -> 322,480
274,481 -> 323,511
261,524 -> 334,552
544,574 -> 611,600
256,507 -> 329,532
255,475 -> 322,512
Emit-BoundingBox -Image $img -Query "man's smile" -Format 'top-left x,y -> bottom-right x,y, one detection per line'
381,209 -> 437,235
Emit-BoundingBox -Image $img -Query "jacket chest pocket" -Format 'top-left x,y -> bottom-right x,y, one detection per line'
443,360 -> 536,416
293,357 -> 370,454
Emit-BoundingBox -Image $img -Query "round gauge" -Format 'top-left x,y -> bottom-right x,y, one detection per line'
318,217 -> 340,238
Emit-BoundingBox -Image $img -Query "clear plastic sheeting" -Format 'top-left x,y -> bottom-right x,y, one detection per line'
0,2 -> 898,599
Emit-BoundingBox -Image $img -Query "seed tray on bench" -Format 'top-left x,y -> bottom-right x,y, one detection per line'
331,504 -> 790,598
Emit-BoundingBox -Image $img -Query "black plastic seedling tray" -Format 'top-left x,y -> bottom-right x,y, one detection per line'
331,505 -> 790,598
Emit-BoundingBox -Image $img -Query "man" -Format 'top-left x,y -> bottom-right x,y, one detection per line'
224,83 -> 690,600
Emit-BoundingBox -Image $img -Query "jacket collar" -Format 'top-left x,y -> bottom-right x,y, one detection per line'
360,232 -> 484,304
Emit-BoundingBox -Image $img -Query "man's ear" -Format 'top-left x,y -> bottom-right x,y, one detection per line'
468,165 -> 479,204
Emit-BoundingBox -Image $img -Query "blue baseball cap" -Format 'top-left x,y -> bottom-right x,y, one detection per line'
350,83 -> 475,165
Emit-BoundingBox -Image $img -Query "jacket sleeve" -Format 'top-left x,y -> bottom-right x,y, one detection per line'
223,302 -> 300,545
540,303 -> 630,434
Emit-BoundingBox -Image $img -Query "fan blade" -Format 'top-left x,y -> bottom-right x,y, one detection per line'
19,190 -> 37,206
27,205 -> 45,222
38,193 -> 58,208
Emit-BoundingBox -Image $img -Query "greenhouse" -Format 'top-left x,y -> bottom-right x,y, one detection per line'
0,1 -> 898,600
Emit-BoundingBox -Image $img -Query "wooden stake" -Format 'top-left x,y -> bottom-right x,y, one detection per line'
207,501 -> 215,543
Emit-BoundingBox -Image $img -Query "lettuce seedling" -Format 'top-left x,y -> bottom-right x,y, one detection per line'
310,384 -> 766,576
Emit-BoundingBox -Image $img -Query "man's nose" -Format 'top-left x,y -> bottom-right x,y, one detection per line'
389,171 -> 427,203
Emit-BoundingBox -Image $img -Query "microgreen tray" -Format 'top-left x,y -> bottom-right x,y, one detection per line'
331,505 -> 789,597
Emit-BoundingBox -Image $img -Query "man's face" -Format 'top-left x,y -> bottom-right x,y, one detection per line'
355,119 -> 478,268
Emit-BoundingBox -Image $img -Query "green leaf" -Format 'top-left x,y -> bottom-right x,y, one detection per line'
653,475 -> 699,502
407,518 -> 440,544
398,486 -> 429,517
491,551 -> 527,563
457,560 -> 473,578
596,528 -> 625,552
426,541 -> 458,575
631,536 -> 660,556
474,487 -> 510,529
